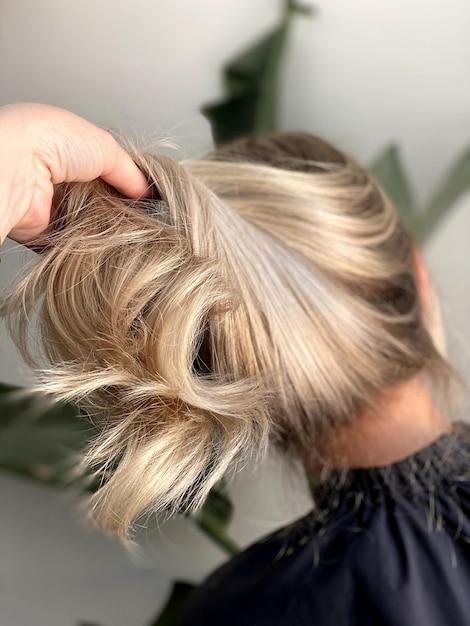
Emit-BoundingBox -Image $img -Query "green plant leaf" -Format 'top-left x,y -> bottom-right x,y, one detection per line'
0,383 -> 92,487
149,581 -> 197,626
369,144 -> 415,227
203,1 -> 313,144
411,148 -> 470,244
191,479 -> 240,556
198,478 -> 233,529
0,383 -> 240,553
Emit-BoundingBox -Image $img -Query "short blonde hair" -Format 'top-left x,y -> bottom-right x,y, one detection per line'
2,132 -> 457,538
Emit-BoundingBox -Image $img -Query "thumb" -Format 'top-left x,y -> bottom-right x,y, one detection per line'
97,131 -> 152,199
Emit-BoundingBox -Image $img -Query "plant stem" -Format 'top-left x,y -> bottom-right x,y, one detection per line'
194,517 -> 241,557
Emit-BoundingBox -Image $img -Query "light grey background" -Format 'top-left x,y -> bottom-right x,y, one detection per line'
1,1 -> 470,624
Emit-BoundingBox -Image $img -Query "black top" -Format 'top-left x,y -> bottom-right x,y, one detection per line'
177,423 -> 470,625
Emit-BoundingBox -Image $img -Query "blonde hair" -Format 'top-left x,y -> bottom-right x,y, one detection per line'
2,132 -> 457,538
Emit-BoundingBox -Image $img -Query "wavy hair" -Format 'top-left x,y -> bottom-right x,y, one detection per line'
1,133 -> 457,538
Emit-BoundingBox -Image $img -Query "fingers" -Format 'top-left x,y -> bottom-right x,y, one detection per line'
99,132 -> 152,200
0,104 -> 154,246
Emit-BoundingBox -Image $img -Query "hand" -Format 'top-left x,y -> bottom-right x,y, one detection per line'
0,103 -> 151,244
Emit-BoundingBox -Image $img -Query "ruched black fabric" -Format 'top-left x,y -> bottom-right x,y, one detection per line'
177,422 -> 470,625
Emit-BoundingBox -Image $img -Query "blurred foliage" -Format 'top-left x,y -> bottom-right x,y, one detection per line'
369,145 -> 415,231
0,383 -> 239,554
189,479 -> 240,557
0,383 -> 91,487
149,582 -> 197,626
371,145 -> 470,244
203,0 -> 313,144
0,382 -> 238,625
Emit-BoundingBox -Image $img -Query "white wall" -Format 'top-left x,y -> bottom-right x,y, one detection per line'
1,1 -> 470,624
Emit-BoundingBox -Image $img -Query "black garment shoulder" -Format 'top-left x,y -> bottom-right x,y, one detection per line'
177,423 -> 470,626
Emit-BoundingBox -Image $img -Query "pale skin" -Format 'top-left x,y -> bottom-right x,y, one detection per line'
311,250 -> 452,472
0,102 -> 151,244
314,376 -> 452,471
0,102 -> 451,470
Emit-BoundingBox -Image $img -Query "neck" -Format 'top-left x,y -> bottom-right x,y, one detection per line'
311,375 -> 452,473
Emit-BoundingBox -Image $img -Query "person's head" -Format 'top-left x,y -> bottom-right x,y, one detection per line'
2,132 -> 458,538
